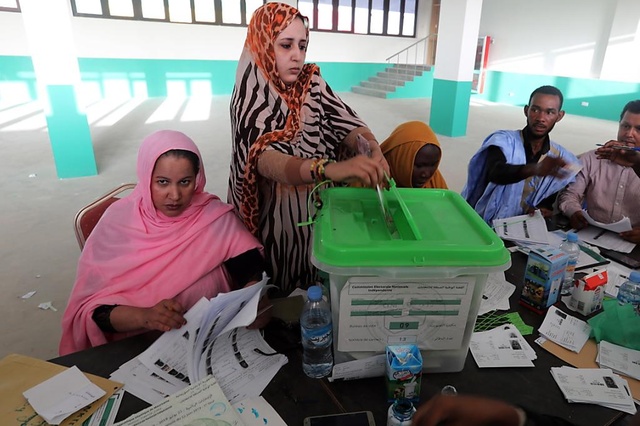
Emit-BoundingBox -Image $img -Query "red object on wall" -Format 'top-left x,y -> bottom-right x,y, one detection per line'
473,36 -> 491,94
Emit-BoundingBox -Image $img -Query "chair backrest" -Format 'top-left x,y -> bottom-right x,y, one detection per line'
74,183 -> 136,250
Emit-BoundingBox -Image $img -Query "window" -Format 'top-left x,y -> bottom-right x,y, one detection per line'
68,0 -> 416,37
70,0 -> 265,26
299,0 -> 416,37
0,0 -> 20,12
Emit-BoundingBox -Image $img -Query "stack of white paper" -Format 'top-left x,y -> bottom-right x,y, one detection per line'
551,366 -> 636,414
538,306 -> 591,353
470,324 -> 537,368
597,340 -> 640,381
477,272 -> 514,316
493,211 -> 550,245
111,276 -> 288,405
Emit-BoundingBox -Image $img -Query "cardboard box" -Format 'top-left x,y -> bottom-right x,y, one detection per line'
385,344 -> 422,403
520,246 -> 569,313
568,269 -> 607,315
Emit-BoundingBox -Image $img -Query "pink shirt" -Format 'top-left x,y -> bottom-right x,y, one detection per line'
558,150 -> 640,227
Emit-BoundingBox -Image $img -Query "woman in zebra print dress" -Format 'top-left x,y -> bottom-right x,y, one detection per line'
228,2 -> 389,294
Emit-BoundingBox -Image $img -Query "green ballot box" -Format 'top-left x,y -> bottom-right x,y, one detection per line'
311,187 -> 511,373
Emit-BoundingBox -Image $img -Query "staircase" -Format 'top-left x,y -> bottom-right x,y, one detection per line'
351,63 -> 432,98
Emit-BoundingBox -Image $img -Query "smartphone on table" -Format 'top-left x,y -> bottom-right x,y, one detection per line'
303,411 -> 376,426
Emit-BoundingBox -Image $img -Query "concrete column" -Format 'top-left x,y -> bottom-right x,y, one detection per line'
429,0 -> 483,137
20,0 -> 97,178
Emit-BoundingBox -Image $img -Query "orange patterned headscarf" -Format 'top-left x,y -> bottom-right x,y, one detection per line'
240,2 -> 319,234
380,121 -> 448,189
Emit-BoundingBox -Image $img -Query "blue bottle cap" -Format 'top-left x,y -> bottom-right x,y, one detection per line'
629,271 -> 640,283
307,285 -> 323,301
567,232 -> 578,242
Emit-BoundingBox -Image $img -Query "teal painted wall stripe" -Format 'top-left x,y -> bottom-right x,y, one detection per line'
315,62 -> 387,92
430,79 -> 472,137
45,85 -> 97,178
3,55 -> 640,123
475,70 -> 640,121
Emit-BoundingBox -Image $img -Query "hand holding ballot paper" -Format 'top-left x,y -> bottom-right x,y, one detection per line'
111,275 -> 287,406
575,210 -> 637,253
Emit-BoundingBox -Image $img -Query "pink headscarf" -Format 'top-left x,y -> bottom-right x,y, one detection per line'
60,130 -> 262,355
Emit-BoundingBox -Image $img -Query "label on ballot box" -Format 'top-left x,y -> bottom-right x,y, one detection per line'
386,344 -> 422,403
520,246 -> 569,313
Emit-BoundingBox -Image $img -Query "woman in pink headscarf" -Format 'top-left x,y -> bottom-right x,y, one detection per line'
60,130 -> 264,355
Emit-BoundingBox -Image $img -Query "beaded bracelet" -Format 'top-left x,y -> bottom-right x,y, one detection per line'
317,159 -> 335,181
310,159 -> 319,181
310,158 -> 335,184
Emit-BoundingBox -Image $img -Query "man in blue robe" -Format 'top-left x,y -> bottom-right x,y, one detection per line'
462,85 -> 579,223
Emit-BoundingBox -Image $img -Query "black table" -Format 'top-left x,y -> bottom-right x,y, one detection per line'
51,251 -> 629,426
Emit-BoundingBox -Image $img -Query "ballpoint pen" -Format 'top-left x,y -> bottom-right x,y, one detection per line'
595,143 -> 640,151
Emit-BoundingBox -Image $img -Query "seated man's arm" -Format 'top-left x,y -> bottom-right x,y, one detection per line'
486,146 -> 529,184
486,146 -> 567,184
596,142 -> 640,178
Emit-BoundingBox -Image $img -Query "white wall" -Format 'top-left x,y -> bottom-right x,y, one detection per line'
4,1 -> 638,80
0,6 -> 431,63
0,13 -> 29,55
478,0 -> 640,82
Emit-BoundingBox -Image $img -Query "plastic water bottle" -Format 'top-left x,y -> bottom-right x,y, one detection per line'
617,271 -> 640,314
560,232 -> 580,295
387,398 -> 416,426
301,285 -> 333,378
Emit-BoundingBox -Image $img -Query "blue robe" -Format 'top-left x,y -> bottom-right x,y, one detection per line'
462,130 -> 578,223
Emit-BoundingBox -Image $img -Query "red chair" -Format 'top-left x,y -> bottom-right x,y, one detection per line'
74,183 -> 135,250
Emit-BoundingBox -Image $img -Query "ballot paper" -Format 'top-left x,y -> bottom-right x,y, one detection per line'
23,366 -> 106,425
538,306 -> 591,353
493,210 -> 549,245
477,272 -> 514,316
577,226 -> 636,253
113,328 -> 286,405
582,210 -> 632,233
551,366 -> 637,415
517,230 -> 610,271
470,324 -> 536,368
328,354 -> 386,381
83,389 -> 124,426
113,275 -> 287,405
114,375 -> 242,426
597,341 -> 640,381
233,396 -> 287,426
603,262 -> 633,298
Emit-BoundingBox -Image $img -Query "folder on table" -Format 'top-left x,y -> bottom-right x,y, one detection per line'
0,353 -> 122,426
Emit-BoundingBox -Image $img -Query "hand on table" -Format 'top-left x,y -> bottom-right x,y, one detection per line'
413,395 -> 521,426
569,211 -> 588,230
619,227 -> 640,244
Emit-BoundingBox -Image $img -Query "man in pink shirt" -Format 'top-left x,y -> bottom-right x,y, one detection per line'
558,100 -> 640,243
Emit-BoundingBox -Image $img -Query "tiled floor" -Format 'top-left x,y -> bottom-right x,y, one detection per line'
0,93 -> 617,361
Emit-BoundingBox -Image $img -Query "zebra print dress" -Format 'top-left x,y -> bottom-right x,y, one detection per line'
228,51 -> 367,295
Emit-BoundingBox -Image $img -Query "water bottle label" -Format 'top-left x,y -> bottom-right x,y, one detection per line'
302,323 -> 332,345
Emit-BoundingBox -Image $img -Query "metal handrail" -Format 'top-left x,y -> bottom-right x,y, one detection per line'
385,34 -> 437,67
